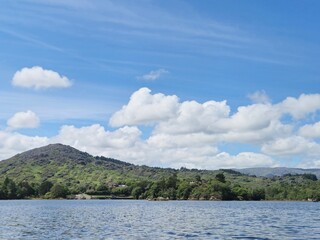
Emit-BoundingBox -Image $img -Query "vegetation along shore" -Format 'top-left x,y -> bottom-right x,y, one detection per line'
1,144 -> 319,201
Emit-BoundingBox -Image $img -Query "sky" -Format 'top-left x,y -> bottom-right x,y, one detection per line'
1,0 -> 320,169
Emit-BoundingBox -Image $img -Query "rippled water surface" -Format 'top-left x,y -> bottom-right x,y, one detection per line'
1,200 -> 320,239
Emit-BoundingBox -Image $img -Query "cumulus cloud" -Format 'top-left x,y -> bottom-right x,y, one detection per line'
12,66 -> 72,89
298,159 -> 320,168
261,136 -> 320,156
0,118 -> 278,169
7,110 -> 40,129
155,100 -> 230,134
213,103 -> 279,133
54,124 -> 141,151
111,89 -> 320,139
138,69 -> 168,81
2,88 -> 320,169
108,88 -> 320,167
209,152 -> 277,169
299,122 -> 320,139
279,94 -> 320,119
247,90 -> 271,104
0,131 -> 49,160
109,88 -> 179,127
111,88 -> 283,136
51,124 -> 276,169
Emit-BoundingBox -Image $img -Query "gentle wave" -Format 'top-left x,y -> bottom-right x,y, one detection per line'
0,200 -> 320,239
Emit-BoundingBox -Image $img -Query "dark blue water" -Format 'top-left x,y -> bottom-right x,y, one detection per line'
0,200 -> 320,239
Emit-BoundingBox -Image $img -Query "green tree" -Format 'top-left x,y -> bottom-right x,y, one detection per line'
3,177 -> 17,199
38,180 -> 53,196
167,173 -> 178,189
194,174 -> 202,183
148,181 -> 161,199
302,174 -> 318,181
0,187 -> 5,199
250,188 -> 265,200
177,181 -> 192,200
131,187 -> 143,199
215,173 -> 226,183
233,185 -> 249,200
50,184 -> 68,198
17,181 -> 35,198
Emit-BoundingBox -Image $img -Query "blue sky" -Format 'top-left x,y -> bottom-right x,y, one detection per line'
0,0 -> 320,169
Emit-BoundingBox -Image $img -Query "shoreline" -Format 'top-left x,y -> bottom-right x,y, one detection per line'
1,198 -> 318,202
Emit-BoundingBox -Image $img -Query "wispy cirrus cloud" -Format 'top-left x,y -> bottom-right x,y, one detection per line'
0,91 -> 115,122
0,0 -> 293,65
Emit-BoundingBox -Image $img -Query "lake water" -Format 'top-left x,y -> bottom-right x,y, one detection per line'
0,200 -> 320,239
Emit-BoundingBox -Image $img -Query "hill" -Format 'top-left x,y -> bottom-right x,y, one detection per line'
0,143 -> 176,189
236,167 -> 320,178
0,144 -> 320,201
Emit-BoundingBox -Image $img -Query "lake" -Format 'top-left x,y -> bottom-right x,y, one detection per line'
0,200 -> 320,239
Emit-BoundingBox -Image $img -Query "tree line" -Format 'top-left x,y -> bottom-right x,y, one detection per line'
0,172 -> 319,201
0,178 -> 68,199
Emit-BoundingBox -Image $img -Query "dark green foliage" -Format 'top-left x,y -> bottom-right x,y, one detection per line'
111,186 -> 132,196
302,173 -> 318,181
215,173 -> 226,183
38,181 -> 53,196
131,187 -> 143,199
177,181 -> 193,200
250,188 -> 265,201
3,177 -> 17,199
50,184 -> 68,198
167,173 -> 178,189
17,181 -> 35,198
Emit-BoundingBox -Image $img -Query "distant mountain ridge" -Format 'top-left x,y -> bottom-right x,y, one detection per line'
235,167 -> 320,178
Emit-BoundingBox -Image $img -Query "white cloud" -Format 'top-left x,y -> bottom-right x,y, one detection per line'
50,124 -> 276,169
7,110 -> 40,129
261,136 -> 320,156
2,88 -> 320,169
247,90 -> 270,104
109,88 -> 179,127
299,122 -> 320,139
53,124 -> 142,154
0,118 -> 277,169
218,120 -> 292,144
12,66 -> 72,89
106,89 -> 320,168
298,159 -> 320,168
0,131 -> 49,160
209,152 -> 277,169
278,94 -> 320,119
111,88 -> 284,138
213,103 -> 279,133
147,132 -> 219,149
138,69 -> 168,81
155,100 -> 230,134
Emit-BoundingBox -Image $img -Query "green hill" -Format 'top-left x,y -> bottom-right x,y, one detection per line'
235,167 -> 320,178
0,144 -> 319,201
0,144 -> 177,191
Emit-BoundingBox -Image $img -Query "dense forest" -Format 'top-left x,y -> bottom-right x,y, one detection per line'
1,171 -> 320,201
0,144 -> 320,201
